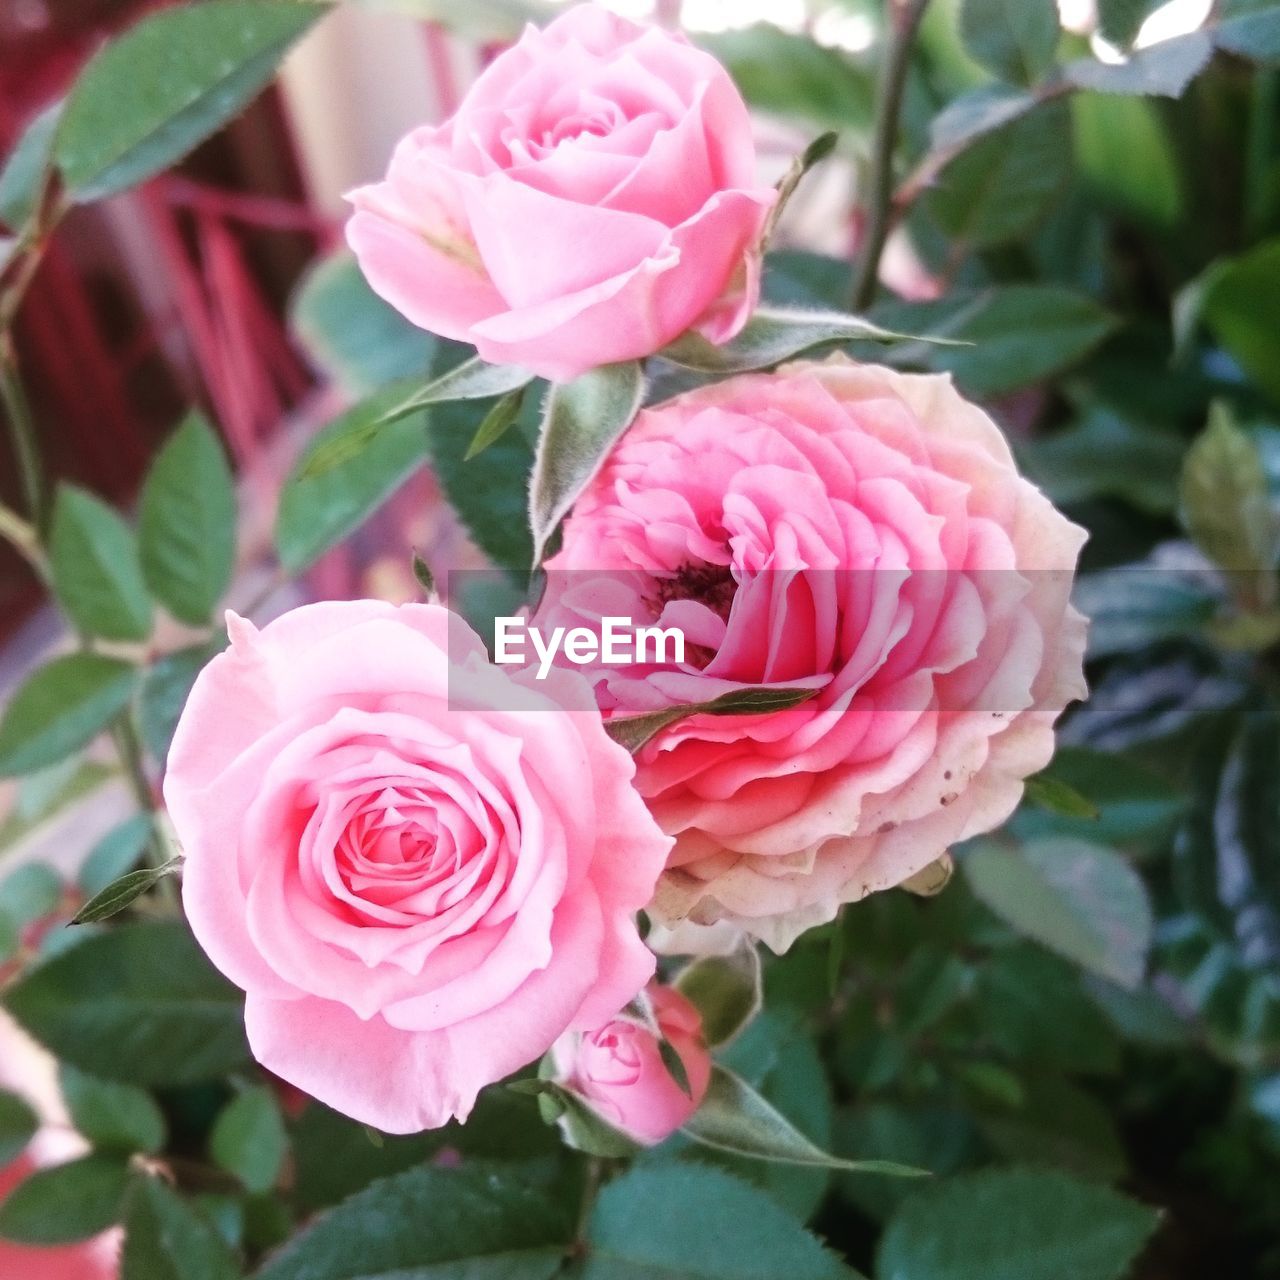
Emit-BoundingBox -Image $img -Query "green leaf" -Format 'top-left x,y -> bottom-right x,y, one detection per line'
70,857 -> 181,926
61,1066 -> 166,1155
138,638 -> 224,766
875,1168 -> 1159,1280
210,1086 -> 288,1195
1096,0 -> 1163,46
701,25 -> 874,131
411,553 -> 436,598
0,1153 -> 131,1244
660,306 -> 916,375
465,386 -> 526,460
927,84 -> 1039,155
254,1164 -> 573,1280
276,389 -> 430,574
583,1164 -> 864,1279
685,1066 -> 927,1177
290,250 -> 432,395
122,1177 -> 240,1280
529,360 -> 645,565
1,863 -> 63,928
49,484 -> 153,641
0,1089 -> 38,1167
1216,4 -> 1280,61
1065,30 -> 1214,97
867,286 -> 1116,396
54,0 -> 322,202
0,653 -> 136,776
1072,567 -> 1218,659
1181,403 -> 1278,606
1024,775 -> 1100,821
605,684 -> 822,754
78,814 -> 153,897
958,0 -> 1060,84
0,102 -> 62,231
1197,240 -> 1280,406
675,945 -> 762,1047
531,1079 -> 645,1158
139,412 -> 236,627
963,838 -> 1153,988
927,101 -> 1071,247
2,920 -> 249,1086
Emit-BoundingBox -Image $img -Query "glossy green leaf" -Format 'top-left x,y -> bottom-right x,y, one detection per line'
49,485 -> 153,641
61,1066 -> 166,1155
0,1089 -> 38,1167
1065,30 -> 1214,97
122,1177 -> 240,1280
964,838 -> 1153,987
876,1168 -> 1159,1280
139,413 -> 236,627
55,0 -> 322,202
254,1163 -> 573,1280
2,920 -> 249,1086
211,1086 -> 288,1195
1072,567 -> 1218,659
1198,240 -> 1280,406
0,653 -> 136,776
1096,0 -> 1163,46
529,360 -> 644,565
0,1154 -> 131,1244
958,0 -> 1060,84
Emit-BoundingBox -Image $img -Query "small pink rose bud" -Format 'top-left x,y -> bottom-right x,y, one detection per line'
552,983 -> 712,1145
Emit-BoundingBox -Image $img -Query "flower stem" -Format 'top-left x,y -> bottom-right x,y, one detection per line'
0,333 -> 46,532
850,0 -> 932,312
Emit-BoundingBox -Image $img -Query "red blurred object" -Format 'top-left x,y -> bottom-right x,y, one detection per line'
0,0 -> 333,635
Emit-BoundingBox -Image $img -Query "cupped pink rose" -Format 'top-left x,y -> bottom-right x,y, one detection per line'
164,600 -> 672,1133
537,358 -> 1088,952
345,4 -> 776,382
0,1013 -> 118,1279
551,982 -> 710,1145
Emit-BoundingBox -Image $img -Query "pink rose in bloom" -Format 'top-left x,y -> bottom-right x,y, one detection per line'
164,601 -> 672,1133
551,982 -> 711,1144
345,4 -> 775,382
0,1013 -> 118,1279
538,359 -> 1088,951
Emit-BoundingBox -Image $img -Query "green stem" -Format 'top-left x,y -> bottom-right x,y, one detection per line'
0,499 -> 48,581
0,334 -> 46,532
110,716 -> 180,910
851,0 -> 932,312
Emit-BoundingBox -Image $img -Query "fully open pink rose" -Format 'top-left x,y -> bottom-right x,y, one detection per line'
345,4 -> 775,382
164,600 -> 672,1133
551,982 -> 710,1144
0,1013 -> 118,1279
538,359 -> 1088,951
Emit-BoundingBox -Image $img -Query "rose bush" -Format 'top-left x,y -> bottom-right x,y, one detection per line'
538,359 -> 1088,951
345,4 -> 775,382
550,981 -> 711,1145
164,600 -> 672,1133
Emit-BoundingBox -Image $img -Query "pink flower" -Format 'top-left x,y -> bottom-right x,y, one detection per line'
538,359 -> 1088,951
164,601 -> 672,1133
551,982 -> 711,1144
0,1014 -> 118,1279
345,4 -> 775,382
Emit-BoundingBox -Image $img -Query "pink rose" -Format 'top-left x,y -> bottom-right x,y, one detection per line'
551,982 -> 711,1144
345,4 -> 775,382
538,359 -> 1087,951
0,1013 -> 118,1279
164,601 -> 672,1133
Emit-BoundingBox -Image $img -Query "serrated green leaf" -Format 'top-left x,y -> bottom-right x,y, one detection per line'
1065,30 -> 1214,97
55,0 -> 321,202
675,945 -> 762,1048
0,1089 -> 38,1167
583,1164 -> 864,1279
2,920 -> 249,1086
876,1168 -> 1159,1280
0,653 -> 136,776
529,360 -> 645,565
964,838 -> 1153,988
0,1153 -> 131,1244
254,1163 -> 573,1280
122,1177 -> 240,1280
61,1066 -> 166,1155
211,1086 -> 288,1195
139,413 -> 236,627
49,484 -> 153,641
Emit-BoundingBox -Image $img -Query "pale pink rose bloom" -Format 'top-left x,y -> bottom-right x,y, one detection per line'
0,1013 -> 119,1279
538,359 -> 1088,952
551,982 -> 711,1145
164,601 -> 672,1133
345,4 -> 776,382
